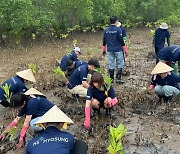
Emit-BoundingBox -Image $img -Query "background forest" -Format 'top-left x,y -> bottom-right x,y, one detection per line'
0,0 -> 179,44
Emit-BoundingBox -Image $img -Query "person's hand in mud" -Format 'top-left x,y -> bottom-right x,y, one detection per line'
16,139 -> 24,149
0,133 -> 7,141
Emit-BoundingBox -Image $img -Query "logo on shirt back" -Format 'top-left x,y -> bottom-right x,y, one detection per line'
33,137 -> 69,146
106,30 -> 117,34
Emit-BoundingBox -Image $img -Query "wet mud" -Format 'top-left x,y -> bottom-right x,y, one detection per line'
0,27 -> 180,154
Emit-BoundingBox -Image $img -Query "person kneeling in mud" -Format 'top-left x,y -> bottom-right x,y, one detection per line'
26,105 -> 87,154
0,88 -> 54,148
149,62 -> 180,104
0,69 -> 36,107
84,72 -> 118,129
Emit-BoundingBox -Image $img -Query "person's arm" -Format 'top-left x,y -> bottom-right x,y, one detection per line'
84,100 -> 91,129
16,115 -> 32,148
102,31 -> 107,56
117,29 -> 128,57
82,81 -> 89,88
167,37 -> 170,46
0,116 -> 21,140
166,30 -> 170,46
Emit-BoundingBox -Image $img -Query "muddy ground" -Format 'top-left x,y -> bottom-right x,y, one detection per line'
0,27 -> 180,154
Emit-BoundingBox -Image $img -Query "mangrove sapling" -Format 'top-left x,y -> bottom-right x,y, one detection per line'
52,67 -> 80,103
52,67 -> 67,81
1,83 -> 13,104
107,124 -> 126,154
1,83 -> 17,117
28,63 -> 37,74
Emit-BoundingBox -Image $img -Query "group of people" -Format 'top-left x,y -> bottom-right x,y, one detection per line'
0,70 -> 87,153
0,16 -> 179,153
151,22 -> 180,103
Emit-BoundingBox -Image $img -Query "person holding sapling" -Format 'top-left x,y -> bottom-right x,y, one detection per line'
0,69 -> 36,107
26,105 -> 87,154
0,88 -> 54,148
158,45 -> 180,74
149,62 -> 180,104
67,58 -> 100,97
57,47 -> 82,72
84,72 -> 118,129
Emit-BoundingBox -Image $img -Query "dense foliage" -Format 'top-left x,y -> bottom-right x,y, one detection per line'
0,0 -> 179,44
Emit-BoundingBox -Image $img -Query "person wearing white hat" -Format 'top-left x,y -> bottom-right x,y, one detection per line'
0,88 -> 54,149
57,46 -> 82,72
153,22 -> 170,63
149,62 -> 180,104
26,105 -> 87,154
117,21 -> 127,42
0,69 -> 36,107
158,45 -> 180,74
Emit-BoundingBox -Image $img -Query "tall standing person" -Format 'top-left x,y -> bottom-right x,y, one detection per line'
153,22 -> 170,63
102,16 -> 128,84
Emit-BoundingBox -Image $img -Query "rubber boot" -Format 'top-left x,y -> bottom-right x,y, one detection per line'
157,95 -> 164,104
91,108 -> 100,117
109,69 -> 114,82
116,68 -> 125,84
106,108 -> 116,119
163,96 -> 173,106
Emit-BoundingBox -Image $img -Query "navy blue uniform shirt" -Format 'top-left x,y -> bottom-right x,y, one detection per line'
103,25 -> 124,52
60,51 -> 78,71
158,45 -> 180,63
67,64 -> 88,89
151,73 -> 180,90
153,28 -> 170,49
121,27 -> 126,38
86,85 -> 116,106
26,126 -> 74,154
67,60 -> 87,72
0,76 -> 27,103
18,96 -> 54,119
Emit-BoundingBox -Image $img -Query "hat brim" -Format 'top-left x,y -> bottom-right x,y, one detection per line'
151,62 -> 174,74
24,88 -> 45,96
16,69 -> 36,82
35,105 -> 74,124
159,25 -> 168,29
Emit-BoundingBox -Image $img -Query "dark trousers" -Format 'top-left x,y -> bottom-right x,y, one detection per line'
155,47 -> 162,64
73,139 -> 87,154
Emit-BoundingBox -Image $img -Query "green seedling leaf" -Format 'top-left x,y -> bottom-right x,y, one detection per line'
52,67 -> 67,81
28,63 -> 37,74
107,124 -> 126,154
1,83 -> 13,103
4,126 -> 17,141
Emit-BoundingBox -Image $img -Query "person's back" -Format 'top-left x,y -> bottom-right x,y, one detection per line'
154,28 -> 170,49
26,126 -> 74,154
104,25 -> 123,52
67,64 -> 88,89
0,76 -> 27,107
158,45 -> 180,62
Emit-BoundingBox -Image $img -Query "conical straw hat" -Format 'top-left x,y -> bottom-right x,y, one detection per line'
151,61 -> 174,74
35,105 -> 74,124
24,88 -> 45,96
16,69 -> 36,82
